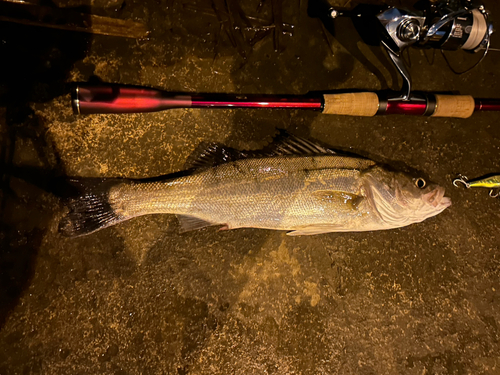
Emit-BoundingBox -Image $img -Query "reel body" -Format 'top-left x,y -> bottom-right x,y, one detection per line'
329,0 -> 493,99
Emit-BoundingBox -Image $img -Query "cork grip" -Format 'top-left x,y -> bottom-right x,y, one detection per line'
431,95 -> 475,118
322,93 -> 379,116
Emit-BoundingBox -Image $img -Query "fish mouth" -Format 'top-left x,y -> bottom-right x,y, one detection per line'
423,186 -> 452,209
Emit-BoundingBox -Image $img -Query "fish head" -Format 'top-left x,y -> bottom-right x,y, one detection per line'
364,166 -> 452,228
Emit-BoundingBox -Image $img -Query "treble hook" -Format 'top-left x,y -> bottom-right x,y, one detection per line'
489,189 -> 500,198
452,175 -> 470,189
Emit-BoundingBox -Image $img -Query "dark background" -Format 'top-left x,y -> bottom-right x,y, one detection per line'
0,0 -> 499,373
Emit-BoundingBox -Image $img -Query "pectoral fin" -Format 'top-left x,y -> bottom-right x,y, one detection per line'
312,190 -> 364,210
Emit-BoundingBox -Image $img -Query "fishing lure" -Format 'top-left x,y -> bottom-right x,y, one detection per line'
453,174 -> 500,198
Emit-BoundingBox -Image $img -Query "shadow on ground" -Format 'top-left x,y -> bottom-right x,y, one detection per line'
0,3 -> 91,328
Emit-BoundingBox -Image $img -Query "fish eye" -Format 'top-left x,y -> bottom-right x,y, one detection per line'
415,178 -> 426,189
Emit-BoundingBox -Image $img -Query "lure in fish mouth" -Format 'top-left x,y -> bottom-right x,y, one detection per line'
59,132 -> 451,237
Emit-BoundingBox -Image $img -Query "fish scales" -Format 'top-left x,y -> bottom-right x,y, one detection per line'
109,155 -> 375,229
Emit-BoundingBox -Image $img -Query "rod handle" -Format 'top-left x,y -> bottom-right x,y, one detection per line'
431,95 -> 475,118
322,93 -> 379,116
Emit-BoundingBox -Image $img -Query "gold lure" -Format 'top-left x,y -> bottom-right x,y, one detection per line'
453,174 -> 500,198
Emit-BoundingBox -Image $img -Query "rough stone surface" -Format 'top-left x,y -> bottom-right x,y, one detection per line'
1,0 -> 500,374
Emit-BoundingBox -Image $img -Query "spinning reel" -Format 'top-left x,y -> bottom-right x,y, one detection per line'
328,0 -> 493,100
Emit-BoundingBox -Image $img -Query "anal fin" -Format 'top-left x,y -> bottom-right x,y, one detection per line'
176,215 -> 217,232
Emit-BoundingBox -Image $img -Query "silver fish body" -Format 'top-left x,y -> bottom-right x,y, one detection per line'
60,135 -> 451,236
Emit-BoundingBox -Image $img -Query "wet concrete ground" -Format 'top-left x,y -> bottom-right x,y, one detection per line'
1,0 -> 500,373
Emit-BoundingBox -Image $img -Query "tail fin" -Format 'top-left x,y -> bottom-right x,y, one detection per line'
59,178 -> 126,237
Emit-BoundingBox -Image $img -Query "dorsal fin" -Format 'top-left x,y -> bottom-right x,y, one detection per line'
184,142 -> 251,169
185,130 -> 337,170
261,130 -> 336,156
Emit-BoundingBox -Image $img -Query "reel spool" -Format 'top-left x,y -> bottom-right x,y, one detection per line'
329,0 -> 493,100
419,2 -> 491,52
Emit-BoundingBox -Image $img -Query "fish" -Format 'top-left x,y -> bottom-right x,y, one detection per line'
59,132 -> 451,237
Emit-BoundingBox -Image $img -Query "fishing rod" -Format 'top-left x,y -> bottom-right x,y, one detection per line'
72,84 -> 500,118
72,0 -> 500,119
